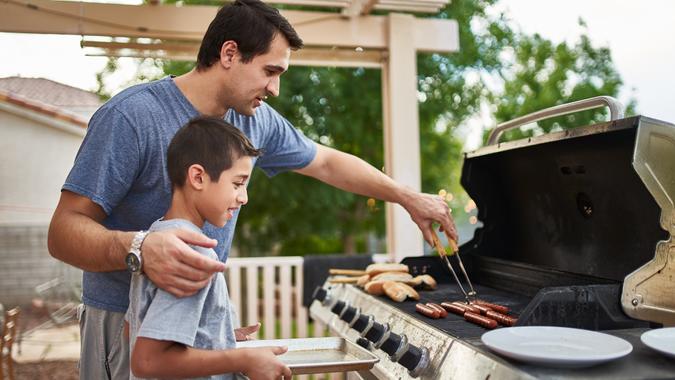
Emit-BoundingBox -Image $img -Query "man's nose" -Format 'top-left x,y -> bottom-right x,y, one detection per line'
266,76 -> 280,97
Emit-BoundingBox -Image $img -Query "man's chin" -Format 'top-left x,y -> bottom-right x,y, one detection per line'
234,105 -> 257,117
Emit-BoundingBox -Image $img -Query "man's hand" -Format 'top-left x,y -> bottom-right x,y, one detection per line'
242,346 -> 292,380
142,229 -> 224,297
235,323 -> 261,341
402,192 -> 458,246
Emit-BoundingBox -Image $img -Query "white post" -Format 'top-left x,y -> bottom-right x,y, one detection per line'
383,13 -> 424,262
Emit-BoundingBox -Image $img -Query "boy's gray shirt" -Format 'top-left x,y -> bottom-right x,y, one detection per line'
127,218 -> 236,380
63,76 -> 316,313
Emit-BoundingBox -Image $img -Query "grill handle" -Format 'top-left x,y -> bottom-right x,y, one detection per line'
487,96 -> 625,145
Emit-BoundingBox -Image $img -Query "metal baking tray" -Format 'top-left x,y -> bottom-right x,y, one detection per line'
236,337 -> 379,374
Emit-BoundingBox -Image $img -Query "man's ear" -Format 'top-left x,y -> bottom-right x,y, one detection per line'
187,164 -> 208,190
220,40 -> 238,69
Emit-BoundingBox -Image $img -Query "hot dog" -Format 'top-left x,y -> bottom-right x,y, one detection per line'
451,301 -> 481,314
440,302 -> 466,316
472,299 -> 510,314
485,310 -> 517,326
464,311 -> 498,329
426,303 -> 448,318
470,303 -> 491,315
415,303 -> 440,319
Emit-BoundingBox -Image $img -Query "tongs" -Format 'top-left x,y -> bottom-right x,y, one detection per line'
431,229 -> 477,303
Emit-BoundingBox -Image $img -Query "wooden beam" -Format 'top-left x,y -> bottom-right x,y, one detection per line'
0,0 -> 458,52
81,39 -> 386,67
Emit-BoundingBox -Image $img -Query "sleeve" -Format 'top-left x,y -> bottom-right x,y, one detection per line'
255,105 -> 317,177
62,106 -> 140,215
137,280 -> 212,347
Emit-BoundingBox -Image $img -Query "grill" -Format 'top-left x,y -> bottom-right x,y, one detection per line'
310,98 -> 675,379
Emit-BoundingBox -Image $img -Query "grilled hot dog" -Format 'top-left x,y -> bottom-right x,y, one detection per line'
473,299 -> 510,314
415,303 -> 440,319
440,302 -> 466,316
470,303 -> 491,315
451,301 -> 481,314
485,310 -> 517,326
426,303 -> 448,318
464,311 -> 498,329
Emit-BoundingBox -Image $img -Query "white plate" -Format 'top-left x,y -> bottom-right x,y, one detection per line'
481,326 -> 633,368
641,327 -> 675,359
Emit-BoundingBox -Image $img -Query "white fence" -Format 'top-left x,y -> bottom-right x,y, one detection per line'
225,256 -> 311,340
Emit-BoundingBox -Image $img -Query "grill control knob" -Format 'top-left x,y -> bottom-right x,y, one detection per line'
397,342 -> 430,378
339,305 -> 358,323
380,331 -> 406,360
312,286 -> 337,308
364,321 -> 388,344
330,300 -> 347,315
351,314 -> 373,334
356,337 -> 372,350
312,287 -> 328,302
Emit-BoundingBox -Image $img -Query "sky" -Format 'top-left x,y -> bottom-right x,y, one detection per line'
2,0 -> 674,126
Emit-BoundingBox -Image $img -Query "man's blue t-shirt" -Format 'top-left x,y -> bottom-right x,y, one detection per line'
64,76 -> 317,313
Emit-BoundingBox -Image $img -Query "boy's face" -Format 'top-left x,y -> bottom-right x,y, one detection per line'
197,155 -> 254,228
227,34 -> 290,116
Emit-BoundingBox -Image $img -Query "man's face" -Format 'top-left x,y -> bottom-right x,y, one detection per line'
227,34 -> 291,116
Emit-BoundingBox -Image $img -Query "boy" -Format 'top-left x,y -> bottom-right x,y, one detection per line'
126,116 -> 292,380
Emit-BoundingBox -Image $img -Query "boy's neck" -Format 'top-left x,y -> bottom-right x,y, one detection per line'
164,189 -> 206,228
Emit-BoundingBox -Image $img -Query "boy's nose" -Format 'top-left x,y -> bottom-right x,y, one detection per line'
237,188 -> 248,205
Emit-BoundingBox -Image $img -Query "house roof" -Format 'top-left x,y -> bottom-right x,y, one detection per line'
0,89 -> 89,128
0,76 -> 101,119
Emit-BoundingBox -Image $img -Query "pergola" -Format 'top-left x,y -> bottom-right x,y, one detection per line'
0,0 -> 459,261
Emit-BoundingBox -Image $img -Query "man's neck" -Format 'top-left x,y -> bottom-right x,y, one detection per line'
174,69 -> 231,118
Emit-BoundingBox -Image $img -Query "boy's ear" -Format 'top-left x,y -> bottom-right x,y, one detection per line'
187,164 -> 207,190
220,40 -> 238,69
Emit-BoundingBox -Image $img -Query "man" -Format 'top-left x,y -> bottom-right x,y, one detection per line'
48,0 -> 456,379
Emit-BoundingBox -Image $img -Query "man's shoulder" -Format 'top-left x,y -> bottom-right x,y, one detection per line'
95,78 -> 172,117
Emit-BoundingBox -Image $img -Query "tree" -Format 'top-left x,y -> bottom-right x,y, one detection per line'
94,1 -> 632,256
488,21 -> 635,143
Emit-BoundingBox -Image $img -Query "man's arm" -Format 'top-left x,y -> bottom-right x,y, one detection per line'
131,337 -> 291,380
295,144 -> 457,245
47,191 -> 225,297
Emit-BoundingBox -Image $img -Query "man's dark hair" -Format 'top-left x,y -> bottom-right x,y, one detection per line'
197,0 -> 304,70
167,116 -> 262,188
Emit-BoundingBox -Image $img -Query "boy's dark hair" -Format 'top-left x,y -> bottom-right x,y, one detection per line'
197,0 -> 303,70
167,116 -> 262,188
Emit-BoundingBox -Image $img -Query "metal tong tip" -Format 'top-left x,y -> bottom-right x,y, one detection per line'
431,230 -> 478,302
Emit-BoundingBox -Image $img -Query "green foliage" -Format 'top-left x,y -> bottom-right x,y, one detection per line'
488,21 -> 636,143
95,0 -> 634,256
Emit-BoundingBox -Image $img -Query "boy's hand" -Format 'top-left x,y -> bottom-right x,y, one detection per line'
235,323 -> 261,341
242,346 -> 291,380
142,228 -> 224,297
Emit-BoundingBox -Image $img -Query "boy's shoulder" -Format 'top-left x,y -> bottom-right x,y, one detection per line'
148,219 -> 218,260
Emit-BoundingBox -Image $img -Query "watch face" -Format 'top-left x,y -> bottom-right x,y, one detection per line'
126,253 -> 141,273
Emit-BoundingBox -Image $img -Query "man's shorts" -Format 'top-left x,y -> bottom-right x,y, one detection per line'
78,304 -> 129,380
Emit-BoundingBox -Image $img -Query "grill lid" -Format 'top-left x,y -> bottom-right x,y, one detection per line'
460,103 -> 675,325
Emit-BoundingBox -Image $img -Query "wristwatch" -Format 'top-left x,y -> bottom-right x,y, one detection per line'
125,230 -> 149,274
